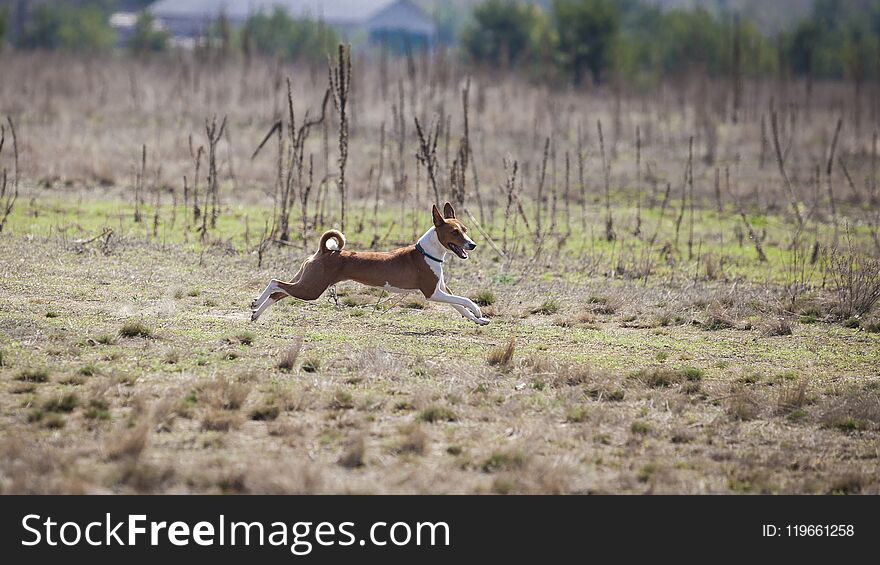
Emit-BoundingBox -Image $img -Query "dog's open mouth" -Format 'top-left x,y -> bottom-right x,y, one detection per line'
448,243 -> 468,259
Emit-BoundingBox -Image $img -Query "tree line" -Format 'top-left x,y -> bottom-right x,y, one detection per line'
0,2 -> 338,60
462,0 -> 880,85
0,0 -> 877,86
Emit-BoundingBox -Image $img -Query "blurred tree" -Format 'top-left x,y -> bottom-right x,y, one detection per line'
19,3 -> 114,52
460,0 -> 547,68
783,0 -> 880,80
553,0 -> 620,85
0,7 -> 8,47
128,11 -> 169,54
659,7 -> 724,75
241,7 -> 339,62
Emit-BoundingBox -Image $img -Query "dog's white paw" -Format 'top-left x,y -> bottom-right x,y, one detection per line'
250,298 -> 260,309
475,317 -> 490,326
250,310 -> 260,322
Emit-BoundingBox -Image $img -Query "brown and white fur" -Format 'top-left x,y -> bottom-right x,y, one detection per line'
250,202 -> 489,325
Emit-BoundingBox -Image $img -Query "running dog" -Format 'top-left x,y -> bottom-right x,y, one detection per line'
250,202 -> 489,325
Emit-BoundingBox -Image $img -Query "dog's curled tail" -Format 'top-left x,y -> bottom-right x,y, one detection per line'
319,229 -> 345,253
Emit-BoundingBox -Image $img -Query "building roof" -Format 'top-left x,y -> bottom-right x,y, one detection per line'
367,0 -> 435,36
148,0 -> 399,26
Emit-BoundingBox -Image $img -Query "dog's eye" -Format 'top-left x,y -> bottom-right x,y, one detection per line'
452,229 -> 460,236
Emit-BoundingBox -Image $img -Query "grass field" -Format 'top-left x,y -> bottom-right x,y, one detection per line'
2,192 -> 879,494
2,53 -> 880,494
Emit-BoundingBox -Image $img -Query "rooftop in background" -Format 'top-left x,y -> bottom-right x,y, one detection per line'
144,0 -> 438,50
149,0 -> 399,26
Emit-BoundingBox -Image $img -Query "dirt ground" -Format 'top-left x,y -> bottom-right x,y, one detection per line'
2,205 -> 878,494
1,54 -> 879,494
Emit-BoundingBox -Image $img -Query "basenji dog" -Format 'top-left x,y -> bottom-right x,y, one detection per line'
250,202 -> 490,325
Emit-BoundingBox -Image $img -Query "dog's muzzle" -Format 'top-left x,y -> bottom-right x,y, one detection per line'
448,242 -> 470,259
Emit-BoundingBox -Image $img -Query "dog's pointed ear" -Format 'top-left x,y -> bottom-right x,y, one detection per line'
432,204 -> 444,227
443,202 -> 456,219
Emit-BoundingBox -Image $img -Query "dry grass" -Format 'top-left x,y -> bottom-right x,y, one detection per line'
487,338 -> 516,366
395,424 -> 428,456
276,338 -> 303,372
1,52 -> 879,494
199,377 -> 251,411
106,424 -> 149,462
820,390 -> 880,432
337,435 -> 366,469
726,385 -> 761,421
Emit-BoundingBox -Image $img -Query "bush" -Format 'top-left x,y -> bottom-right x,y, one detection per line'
19,4 -> 115,52
461,0 -> 548,68
242,7 -> 338,62
0,8 -> 8,47
553,0 -> 619,85
128,11 -> 170,54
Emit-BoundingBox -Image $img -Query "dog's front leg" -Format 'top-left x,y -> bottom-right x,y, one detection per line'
430,288 -> 488,325
449,303 -> 490,325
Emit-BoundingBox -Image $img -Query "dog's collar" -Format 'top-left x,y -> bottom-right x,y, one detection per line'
415,243 -> 444,264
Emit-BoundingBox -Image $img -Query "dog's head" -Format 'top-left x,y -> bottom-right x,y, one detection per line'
432,202 -> 476,259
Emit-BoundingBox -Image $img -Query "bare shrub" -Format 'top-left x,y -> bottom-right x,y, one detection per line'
827,246 -> 880,320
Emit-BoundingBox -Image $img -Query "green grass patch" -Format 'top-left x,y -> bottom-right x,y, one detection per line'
119,320 -> 152,338
418,406 -> 457,423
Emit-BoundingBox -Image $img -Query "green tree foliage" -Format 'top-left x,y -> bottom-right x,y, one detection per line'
553,0 -> 620,85
128,11 -> 170,54
462,0 -> 873,85
241,8 -> 339,62
0,7 -> 8,47
783,0 -> 880,80
19,3 -> 115,52
460,0 -> 548,67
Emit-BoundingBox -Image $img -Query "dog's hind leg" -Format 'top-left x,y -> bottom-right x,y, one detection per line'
251,291 -> 287,321
251,269 -> 335,321
251,258 -> 312,309
251,279 -> 287,310
272,278 -> 330,301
